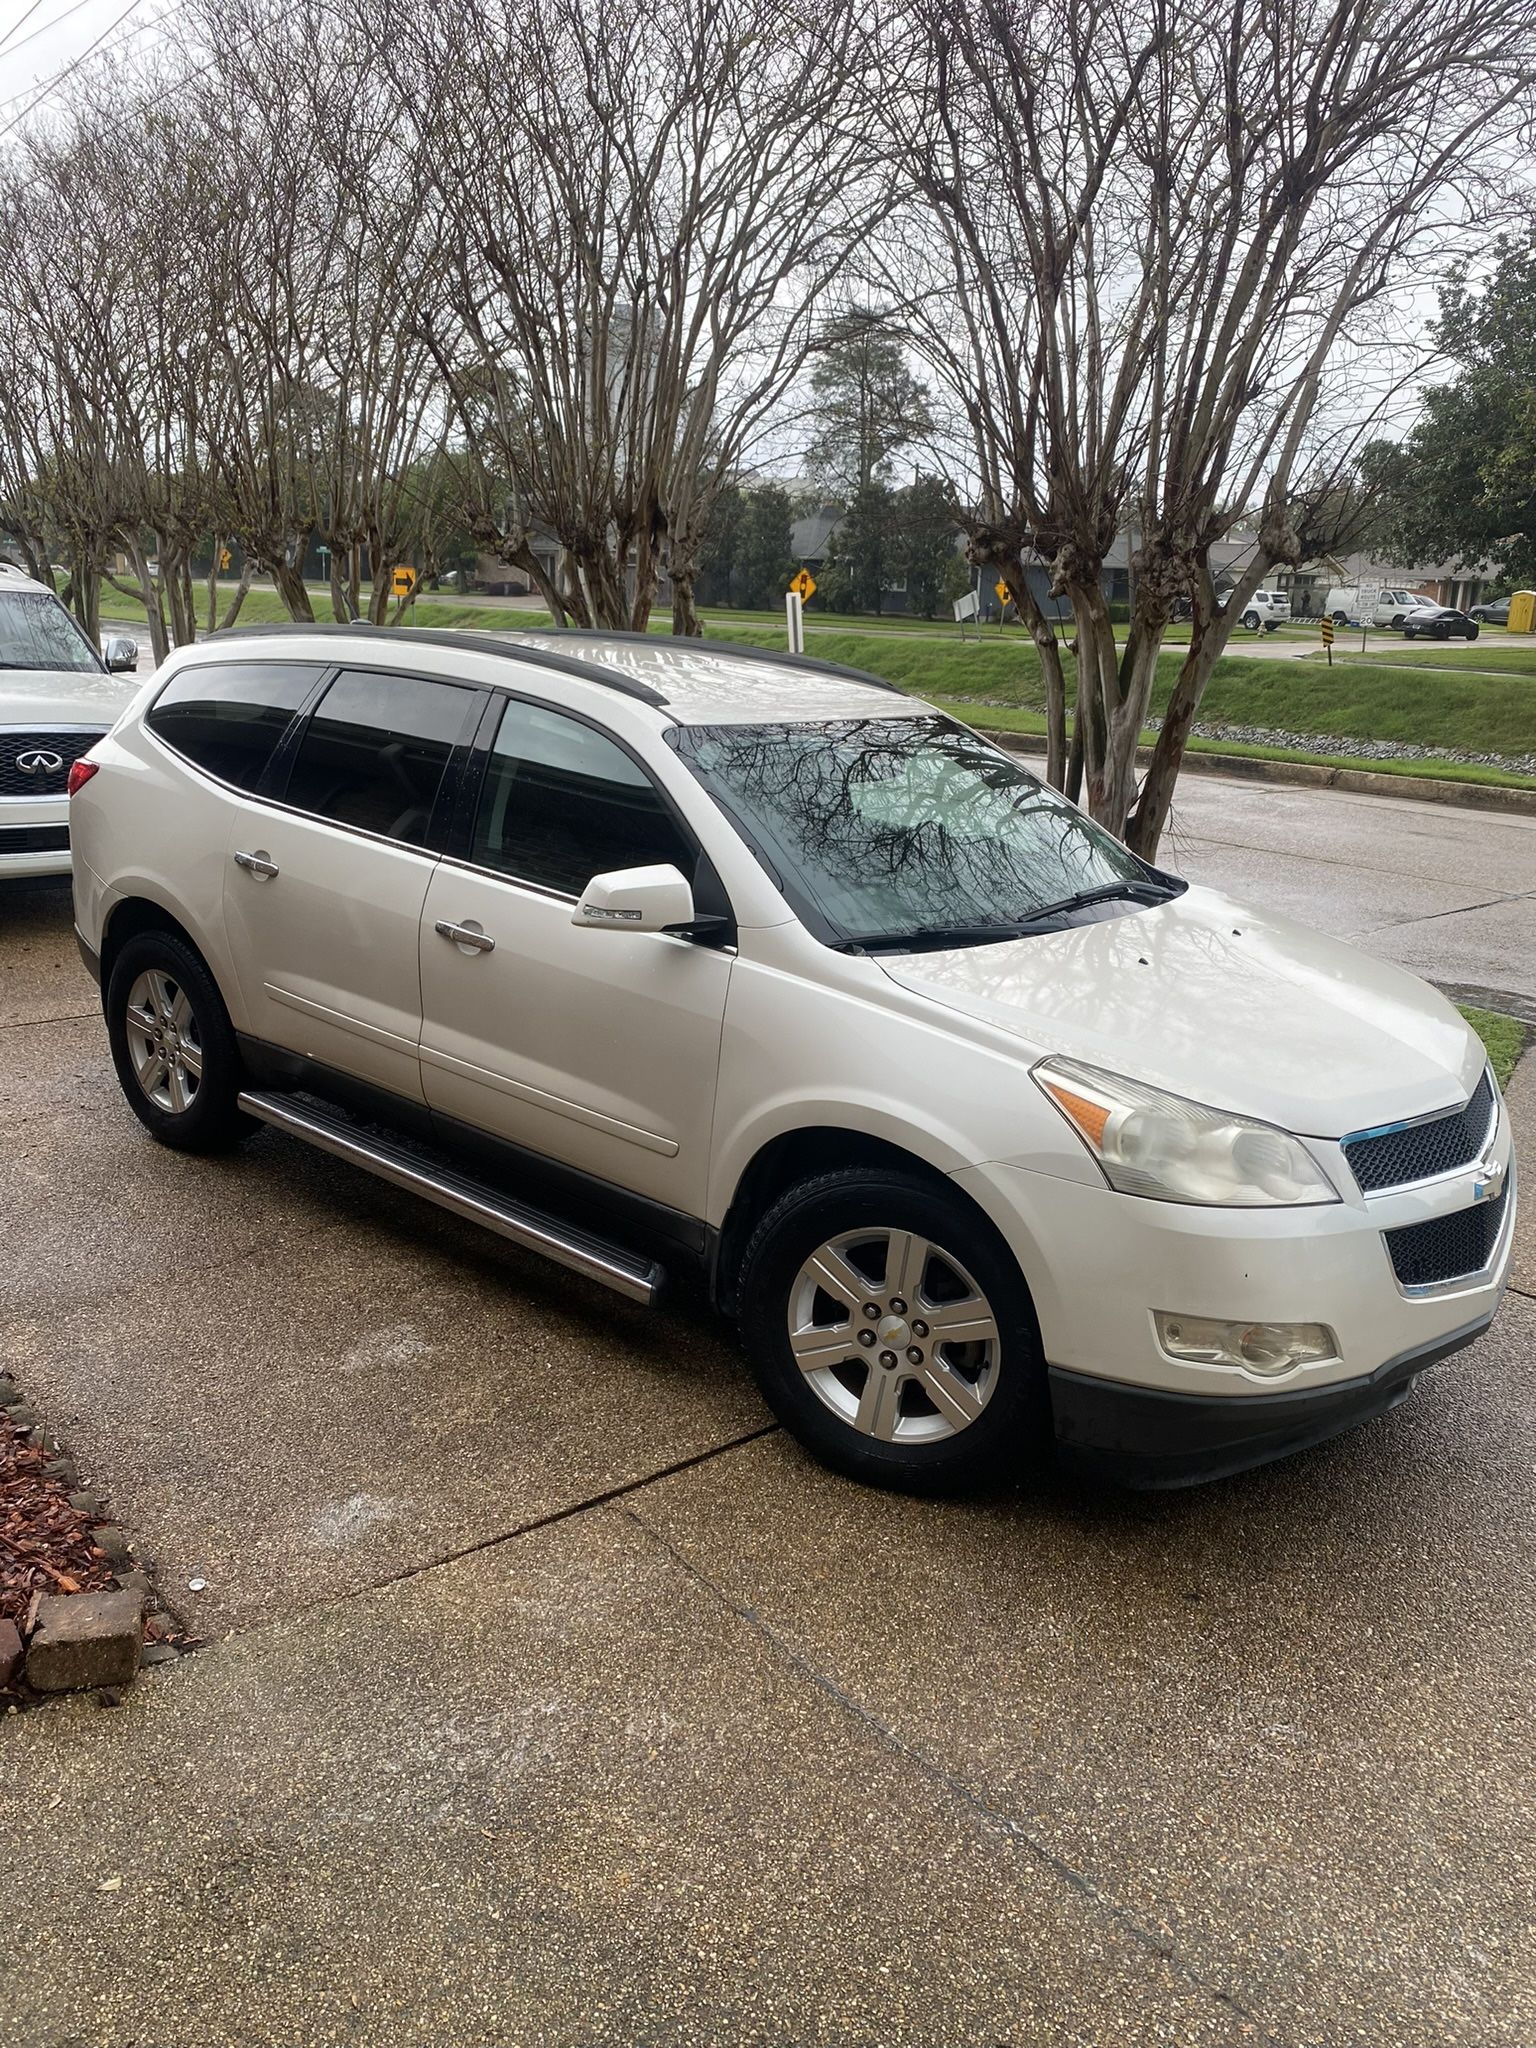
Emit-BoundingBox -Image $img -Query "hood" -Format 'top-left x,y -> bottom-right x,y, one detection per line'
0,668 -> 142,729
876,885 -> 1483,1138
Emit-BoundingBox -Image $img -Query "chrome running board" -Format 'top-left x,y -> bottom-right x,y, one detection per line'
237,1089 -> 664,1306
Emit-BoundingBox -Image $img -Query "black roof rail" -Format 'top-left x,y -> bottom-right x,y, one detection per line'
520,624 -> 906,696
204,620 -> 671,708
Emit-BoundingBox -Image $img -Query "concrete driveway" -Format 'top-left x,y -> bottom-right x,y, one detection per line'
2,771 -> 1534,2047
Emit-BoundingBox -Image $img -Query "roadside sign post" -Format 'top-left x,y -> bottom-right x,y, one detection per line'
953,588 -> 981,640
391,565 -> 418,624
786,568 -> 815,655
994,578 -> 1011,628
1320,614 -> 1334,668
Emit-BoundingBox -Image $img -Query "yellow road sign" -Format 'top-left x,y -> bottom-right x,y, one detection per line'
219,547 -> 231,571
1320,616 -> 1335,645
391,566 -> 417,598
788,568 -> 816,602
995,579 -> 1011,606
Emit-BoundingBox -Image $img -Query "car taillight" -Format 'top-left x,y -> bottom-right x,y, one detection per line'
67,759 -> 99,796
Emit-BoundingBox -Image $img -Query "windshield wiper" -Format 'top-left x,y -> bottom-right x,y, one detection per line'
1012,878 -> 1183,929
838,922 -> 1028,954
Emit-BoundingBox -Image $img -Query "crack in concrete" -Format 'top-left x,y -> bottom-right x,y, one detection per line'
620,1501 -> 1291,2048
1354,889 -> 1536,938
267,1422 -> 786,1628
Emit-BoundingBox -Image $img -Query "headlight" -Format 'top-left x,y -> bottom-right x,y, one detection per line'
1034,1057 -> 1339,1207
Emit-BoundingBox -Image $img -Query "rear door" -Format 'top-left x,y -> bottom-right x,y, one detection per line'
418,693 -> 732,1214
224,666 -> 484,1102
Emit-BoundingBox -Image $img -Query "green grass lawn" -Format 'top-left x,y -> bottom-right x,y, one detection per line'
1328,643 -> 1536,679
1459,1006 -> 1527,1089
102,582 -> 1536,783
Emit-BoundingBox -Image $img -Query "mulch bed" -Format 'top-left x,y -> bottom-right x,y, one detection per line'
0,1405 -> 118,1628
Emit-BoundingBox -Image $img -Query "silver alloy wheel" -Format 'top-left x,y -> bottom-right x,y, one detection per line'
124,967 -> 204,1114
787,1227 -> 1001,1444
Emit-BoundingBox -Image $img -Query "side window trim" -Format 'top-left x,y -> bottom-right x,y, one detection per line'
264,663 -> 488,855
462,685 -> 712,897
141,659 -> 334,797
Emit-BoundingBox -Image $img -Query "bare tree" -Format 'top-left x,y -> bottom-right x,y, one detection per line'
874,0 -> 1536,847
379,0 -> 879,632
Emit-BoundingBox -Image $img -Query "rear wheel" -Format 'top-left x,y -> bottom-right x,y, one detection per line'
1466,623 -> 1480,639
736,1169 -> 1047,1493
1242,609 -> 1260,631
105,931 -> 255,1152
1331,609 -> 1349,625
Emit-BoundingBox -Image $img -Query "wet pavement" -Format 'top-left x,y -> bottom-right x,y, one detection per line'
1,780 -> 1533,2046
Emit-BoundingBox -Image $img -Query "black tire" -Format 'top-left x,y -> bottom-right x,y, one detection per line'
1404,624 -> 1417,639
1241,609 -> 1260,631
1331,609 -> 1349,626
1466,623 -> 1480,640
1433,621 -> 1449,639
105,930 -> 255,1153
736,1169 -> 1048,1494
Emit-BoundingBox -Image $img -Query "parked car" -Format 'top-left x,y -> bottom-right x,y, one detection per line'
70,627 -> 1514,1492
1468,597 -> 1511,625
0,563 -> 139,881
1325,585 -> 1438,629
1217,588 -> 1290,632
1402,607 -> 1480,641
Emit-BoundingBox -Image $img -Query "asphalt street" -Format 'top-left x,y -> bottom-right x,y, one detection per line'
1,772 -> 1533,2047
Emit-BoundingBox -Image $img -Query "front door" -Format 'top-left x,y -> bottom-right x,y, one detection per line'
224,666 -> 483,1101
418,695 -> 731,1215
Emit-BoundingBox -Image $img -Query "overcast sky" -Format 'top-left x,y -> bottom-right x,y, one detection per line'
0,0 -> 169,131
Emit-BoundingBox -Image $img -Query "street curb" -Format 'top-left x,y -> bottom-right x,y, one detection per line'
984,729 -> 1536,817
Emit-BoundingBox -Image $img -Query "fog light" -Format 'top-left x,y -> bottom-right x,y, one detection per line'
1154,1312 -> 1339,1378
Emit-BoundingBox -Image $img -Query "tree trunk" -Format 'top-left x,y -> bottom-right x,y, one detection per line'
670,566 -> 703,636
272,556 -> 315,621
1010,577 -> 1070,793
1128,613 -> 1224,859
126,539 -> 169,665
219,559 -> 256,631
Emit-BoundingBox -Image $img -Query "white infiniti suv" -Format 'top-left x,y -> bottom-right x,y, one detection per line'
0,563 -> 140,879
68,626 -> 1514,1491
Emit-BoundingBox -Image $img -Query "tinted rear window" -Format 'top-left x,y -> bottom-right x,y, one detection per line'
146,663 -> 321,790
283,669 -> 478,845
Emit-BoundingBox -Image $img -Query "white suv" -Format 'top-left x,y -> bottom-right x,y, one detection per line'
0,564 -> 139,879
69,627 -> 1514,1491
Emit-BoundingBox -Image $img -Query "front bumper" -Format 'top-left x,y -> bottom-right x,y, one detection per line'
0,794 -> 71,878
1048,1314 -> 1492,1487
953,1101 -> 1515,1485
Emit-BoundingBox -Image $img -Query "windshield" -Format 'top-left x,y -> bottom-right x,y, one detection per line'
670,714 -> 1174,947
0,591 -> 103,674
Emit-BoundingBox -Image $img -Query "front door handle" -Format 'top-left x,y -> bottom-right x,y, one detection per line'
435,918 -> 495,954
233,848 -> 279,879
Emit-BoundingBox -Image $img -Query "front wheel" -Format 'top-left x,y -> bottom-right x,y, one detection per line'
1466,624 -> 1480,639
1242,609 -> 1260,631
736,1169 -> 1047,1493
105,931 -> 255,1152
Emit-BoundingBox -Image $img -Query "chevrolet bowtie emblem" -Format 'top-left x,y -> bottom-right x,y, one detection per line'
1473,1156 -> 1507,1203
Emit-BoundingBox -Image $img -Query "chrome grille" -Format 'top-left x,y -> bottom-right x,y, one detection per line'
0,729 -> 103,798
1344,1072 -> 1495,1194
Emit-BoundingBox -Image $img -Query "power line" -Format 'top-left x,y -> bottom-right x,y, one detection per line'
0,0 -> 152,136
0,0 -> 107,63
0,0 -> 50,57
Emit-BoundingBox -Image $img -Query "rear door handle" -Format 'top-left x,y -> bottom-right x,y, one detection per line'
435,919 -> 495,953
233,849 -> 279,879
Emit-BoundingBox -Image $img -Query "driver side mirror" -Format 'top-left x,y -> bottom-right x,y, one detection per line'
103,635 -> 138,673
571,863 -> 699,935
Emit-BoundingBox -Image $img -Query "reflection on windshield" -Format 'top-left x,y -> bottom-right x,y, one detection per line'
671,714 -> 1161,944
0,592 -> 102,674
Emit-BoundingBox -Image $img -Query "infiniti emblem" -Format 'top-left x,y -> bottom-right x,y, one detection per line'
14,749 -> 64,776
